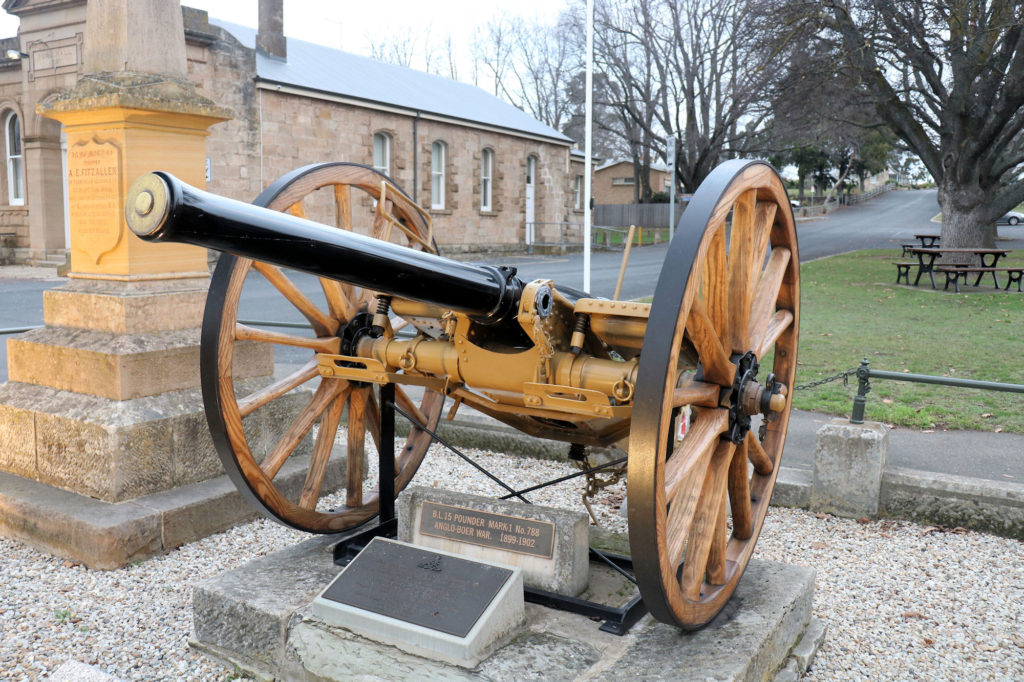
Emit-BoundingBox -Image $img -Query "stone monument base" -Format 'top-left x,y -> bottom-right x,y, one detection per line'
192,532 -> 825,681
0,449 -> 346,569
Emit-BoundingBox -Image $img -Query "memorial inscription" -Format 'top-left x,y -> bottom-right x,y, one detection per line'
68,137 -> 123,264
419,501 -> 555,559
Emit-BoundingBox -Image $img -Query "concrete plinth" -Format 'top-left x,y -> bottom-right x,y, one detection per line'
192,532 -> 822,681
811,419 -> 889,518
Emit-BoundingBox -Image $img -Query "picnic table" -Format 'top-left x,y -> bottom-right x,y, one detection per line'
906,247 -> 1011,289
900,234 -> 942,256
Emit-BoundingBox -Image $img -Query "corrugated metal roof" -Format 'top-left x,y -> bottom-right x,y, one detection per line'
210,19 -> 572,145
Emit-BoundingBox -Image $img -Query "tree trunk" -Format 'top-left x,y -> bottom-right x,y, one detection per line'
937,181 -> 998,258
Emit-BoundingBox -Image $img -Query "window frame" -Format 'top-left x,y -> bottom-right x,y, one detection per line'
5,111 -> 23,206
574,175 -> 583,210
480,148 -> 493,212
431,140 -> 446,210
372,132 -> 391,177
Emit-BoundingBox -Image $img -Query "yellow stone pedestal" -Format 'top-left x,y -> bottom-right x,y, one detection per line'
0,75 -> 283,509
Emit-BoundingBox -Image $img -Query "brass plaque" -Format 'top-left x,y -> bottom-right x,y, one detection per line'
419,501 -> 555,559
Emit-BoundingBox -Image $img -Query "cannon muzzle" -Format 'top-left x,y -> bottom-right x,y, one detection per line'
125,172 -> 522,324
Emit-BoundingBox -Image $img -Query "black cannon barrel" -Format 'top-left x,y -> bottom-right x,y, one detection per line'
125,172 -> 522,324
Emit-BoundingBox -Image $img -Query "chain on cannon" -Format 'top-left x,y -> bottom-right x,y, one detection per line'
123,158 -> 800,631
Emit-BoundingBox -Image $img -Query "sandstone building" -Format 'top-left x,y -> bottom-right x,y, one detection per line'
0,0 -> 584,264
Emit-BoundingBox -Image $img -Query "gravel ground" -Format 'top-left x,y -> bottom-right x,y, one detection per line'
1,440 -> 1022,680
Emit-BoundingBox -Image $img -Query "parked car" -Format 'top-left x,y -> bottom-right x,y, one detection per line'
998,211 -> 1023,225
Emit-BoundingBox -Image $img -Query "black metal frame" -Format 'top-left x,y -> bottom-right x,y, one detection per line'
329,390 -> 648,634
332,384 -> 398,566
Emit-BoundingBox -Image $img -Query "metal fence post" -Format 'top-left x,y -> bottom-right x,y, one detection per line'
850,358 -> 871,424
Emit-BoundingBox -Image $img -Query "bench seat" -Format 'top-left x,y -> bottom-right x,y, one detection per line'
893,261 -> 917,284
933,266 -> 1024,293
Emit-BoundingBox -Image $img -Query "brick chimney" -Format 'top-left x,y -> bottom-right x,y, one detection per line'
256,0 -> 286,60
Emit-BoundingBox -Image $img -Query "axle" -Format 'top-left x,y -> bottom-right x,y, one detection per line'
125,172 -> 522,325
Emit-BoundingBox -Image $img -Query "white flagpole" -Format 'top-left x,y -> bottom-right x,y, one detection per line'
583,0 -> 594,293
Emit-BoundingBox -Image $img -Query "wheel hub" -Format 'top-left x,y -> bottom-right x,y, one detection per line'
727,351 -> 787,444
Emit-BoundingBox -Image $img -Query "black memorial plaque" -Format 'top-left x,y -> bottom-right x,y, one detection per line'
320,538 -> 513,638
418,501 -> 556,559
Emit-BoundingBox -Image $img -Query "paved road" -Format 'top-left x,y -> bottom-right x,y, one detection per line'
0,188 -> 975,382
484,189 -> 941,299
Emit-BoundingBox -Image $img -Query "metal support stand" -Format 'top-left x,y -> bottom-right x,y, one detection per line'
332,389 -> 648,634
524,549 -> 647,635
332,384 -> 398,566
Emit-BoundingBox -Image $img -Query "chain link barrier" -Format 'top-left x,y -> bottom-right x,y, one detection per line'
794,367 -> 860,391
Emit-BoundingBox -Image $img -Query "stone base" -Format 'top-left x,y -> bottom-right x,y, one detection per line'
0,450 -> 346,569
811,419 -> 889,518
0,379 -> 307,502
193,532 -> 821,681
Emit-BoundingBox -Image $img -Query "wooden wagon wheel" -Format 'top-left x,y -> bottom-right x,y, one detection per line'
201,162 -> 444,533
628,159 -> 799,629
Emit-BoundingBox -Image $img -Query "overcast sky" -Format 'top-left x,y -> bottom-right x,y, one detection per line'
0,0 -> 567,82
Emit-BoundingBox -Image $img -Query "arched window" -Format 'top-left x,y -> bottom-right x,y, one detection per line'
480,148 -> 493,211
372,132 -> 390,176
431,140 -> 446,209
5,111 -> 23,205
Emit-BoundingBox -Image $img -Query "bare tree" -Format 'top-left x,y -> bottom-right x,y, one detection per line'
817,1 -> 1024,248
368,26 -> 458,81
589,0 -> 781,196
471,13 -> 581,132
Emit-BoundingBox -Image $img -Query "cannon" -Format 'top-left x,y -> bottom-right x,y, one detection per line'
124,159 -> 798,630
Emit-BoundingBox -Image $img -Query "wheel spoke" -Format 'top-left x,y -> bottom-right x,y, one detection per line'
702,221 -> 728,340
667,457 -> 710,568
373,199 -> 395,240
346,387 -> 369,507
320,278 -> 358,322
395,385 -> 428,427
746,430 -> 774,475
750,202 -> 778,286
680,440 -> 734,601
755,309 -> 794,358
665,408 -> 728,503
671,380 -> 720,408
299,387 -> 349,509
288,201 -> 306,219
334,184 -> 352,230
365,388 -> 383,454
728,439 -> 754,539
235,323 -> 341,354
706,492 -> 729,585
252,261 -> 338,336
238,359 -> 321,418
726,189 -> 757,352
686,299 -> 735,386
261,379 -> 346,479
748,247 -> 791,353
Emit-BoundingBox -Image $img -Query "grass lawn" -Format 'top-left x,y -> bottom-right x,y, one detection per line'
789,249 -> 1024,433
597,227 -> 670,246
